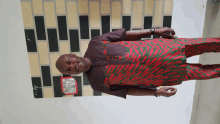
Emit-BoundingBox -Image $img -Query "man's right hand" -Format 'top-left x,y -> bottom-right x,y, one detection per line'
156,27 -> 176,39
156,87 -> 177,97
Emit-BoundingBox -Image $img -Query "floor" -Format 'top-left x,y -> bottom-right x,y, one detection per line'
190,0 -> 220,124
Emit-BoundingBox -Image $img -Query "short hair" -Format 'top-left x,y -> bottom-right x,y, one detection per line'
56,55 -> 66,73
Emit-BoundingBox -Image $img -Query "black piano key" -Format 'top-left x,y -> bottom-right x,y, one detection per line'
53,76 -> 65,97
31,77 -> 42,88
91,29 -> 100,38
122,16 -> 131,31
47,29 -> 59,52
34,16 -> 46,40
144,16 -> 153,38
83,72 -> 90,85
79,16 -> 90,39
69,29 -> 80,52
41,66 -> 52,86
93,90 -> 102,96
33,88 -> 43,98
24,29 -> 37,52
163,16 -> 172,28
73,76 -> 82,97
101,16 -> 110,34
57,16 -> 68,40
112,29 -> 119,32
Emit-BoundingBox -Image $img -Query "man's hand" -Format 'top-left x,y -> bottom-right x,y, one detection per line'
156,27 -> 177,39
156,87 -> 177,97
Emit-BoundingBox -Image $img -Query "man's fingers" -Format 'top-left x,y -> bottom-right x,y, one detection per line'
170,29 -> 175,35
170,88 -> 177,93
167,87 -> 175,90
163,34 -> 173,39
169,90 -> 176,95
166,87 -> 177,96
168,87 -> 176,91
174,88 -> 177,92
172,31 -> 175,35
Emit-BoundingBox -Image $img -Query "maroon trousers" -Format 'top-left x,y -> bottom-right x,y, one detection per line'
183,37 -> 220,81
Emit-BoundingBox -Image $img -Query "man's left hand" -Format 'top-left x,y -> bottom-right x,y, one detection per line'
156,87 -> 177,97
156,27 -> 177,39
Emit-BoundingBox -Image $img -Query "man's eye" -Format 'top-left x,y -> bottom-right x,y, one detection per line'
67,61 -> 71,64
75,66 -> 78,72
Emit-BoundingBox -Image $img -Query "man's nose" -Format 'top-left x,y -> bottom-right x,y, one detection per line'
67,63 -> 76,68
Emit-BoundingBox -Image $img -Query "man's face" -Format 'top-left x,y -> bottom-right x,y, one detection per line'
56,53 -> 89,75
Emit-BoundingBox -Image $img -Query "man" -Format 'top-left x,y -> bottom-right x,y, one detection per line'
56,27 -> 220,99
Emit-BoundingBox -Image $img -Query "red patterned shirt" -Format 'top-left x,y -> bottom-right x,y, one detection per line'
84,28 -> 186,99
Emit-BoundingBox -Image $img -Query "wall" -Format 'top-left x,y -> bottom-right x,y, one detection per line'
190,0 -> 220,124
0,0 -> 207,124
20,0 -> 175,99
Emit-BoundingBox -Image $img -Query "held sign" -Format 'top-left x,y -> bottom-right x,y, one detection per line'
60,76 -> 78,95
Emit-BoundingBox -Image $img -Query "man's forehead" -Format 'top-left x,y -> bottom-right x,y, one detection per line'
56,61 -> 68,74
56,55 -> 69,69
58,54 -> 77,63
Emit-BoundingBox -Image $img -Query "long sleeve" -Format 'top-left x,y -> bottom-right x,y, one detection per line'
91,28 -> 127,42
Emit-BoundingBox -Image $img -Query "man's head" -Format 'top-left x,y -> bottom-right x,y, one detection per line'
56,53 -> 91,75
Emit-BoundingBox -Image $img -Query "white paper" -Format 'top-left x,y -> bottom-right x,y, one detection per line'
62,78 -> 76,93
